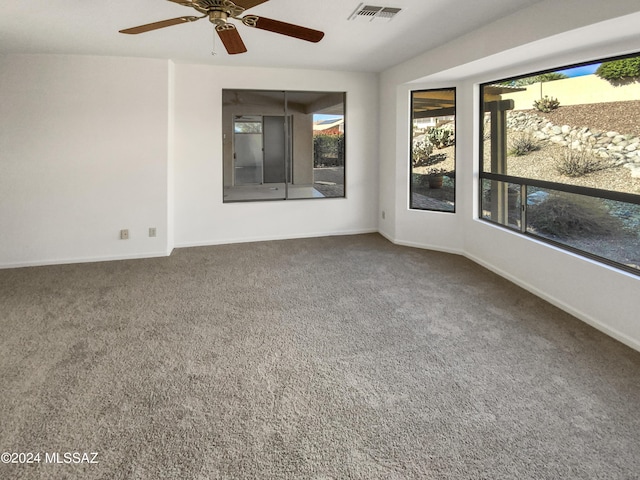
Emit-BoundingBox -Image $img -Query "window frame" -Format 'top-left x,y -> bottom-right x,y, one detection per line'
222,89 -> 346,203
478,52 -> 640,276
409,87 -> 457,213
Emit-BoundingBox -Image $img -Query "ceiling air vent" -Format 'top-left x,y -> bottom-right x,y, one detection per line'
348,4 -> 402,22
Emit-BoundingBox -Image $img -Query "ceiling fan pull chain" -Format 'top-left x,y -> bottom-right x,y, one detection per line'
212,26 -> 218,56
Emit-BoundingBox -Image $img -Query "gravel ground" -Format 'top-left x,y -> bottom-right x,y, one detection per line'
504,101 -> 640,195
413,146 -> 455,174
413,100 -> 640,196
504,144 -> 640,195
527,100 -> 640,138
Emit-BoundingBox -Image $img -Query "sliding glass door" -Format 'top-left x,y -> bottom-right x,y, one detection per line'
233,115 -> 264,185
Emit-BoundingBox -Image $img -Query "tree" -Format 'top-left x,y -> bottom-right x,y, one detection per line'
595,57 -> 640,83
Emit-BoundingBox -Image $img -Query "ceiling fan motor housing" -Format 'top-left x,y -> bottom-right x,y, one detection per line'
209,10 -> 229,26
189,0 -> 245,24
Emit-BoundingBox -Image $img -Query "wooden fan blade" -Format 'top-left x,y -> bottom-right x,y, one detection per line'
246,16 -> 324,43
217,26 -> 248,55
233,0 -> 269,9
119,16 -> 201,34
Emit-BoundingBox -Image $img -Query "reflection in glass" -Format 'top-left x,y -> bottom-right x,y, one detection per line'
410,88 -> 455,212
222,89 -> 345,202
233,115 -> 264,185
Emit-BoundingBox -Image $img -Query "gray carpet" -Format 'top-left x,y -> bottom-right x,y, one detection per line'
1,233 -> 639,479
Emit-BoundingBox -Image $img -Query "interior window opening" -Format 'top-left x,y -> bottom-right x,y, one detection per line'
222,89 -> 345,202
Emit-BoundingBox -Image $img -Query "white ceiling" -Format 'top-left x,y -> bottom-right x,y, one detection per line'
0,0 -> 545,72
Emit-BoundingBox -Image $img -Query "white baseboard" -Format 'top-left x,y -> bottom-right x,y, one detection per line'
174,228 -> 378,249
379,231 -> 640,353
464,251 -> 640,353
392,238 -> 464,256
0,250 -> 172,270
1,229 -> 378,269
377,231 -> 464,256
377,229 -> 394,244
4,229 -> 638,354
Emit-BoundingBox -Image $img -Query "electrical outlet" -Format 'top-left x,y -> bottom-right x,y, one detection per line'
149,227 -> 156,238
120,229 -> 129,240
381,210 -> 386,219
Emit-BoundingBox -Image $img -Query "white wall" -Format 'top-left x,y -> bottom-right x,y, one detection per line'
378,1 -> 640,351
0,57 -> 378,267
173,64 -> 378,247
0,55 -> 170,267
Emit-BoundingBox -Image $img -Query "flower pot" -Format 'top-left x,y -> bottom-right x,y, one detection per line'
428,176 -> 443,189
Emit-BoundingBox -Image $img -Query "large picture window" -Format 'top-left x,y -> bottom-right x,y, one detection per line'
410,88 -> 456,211
480,52 -> 640,274
222,89 -> 345,202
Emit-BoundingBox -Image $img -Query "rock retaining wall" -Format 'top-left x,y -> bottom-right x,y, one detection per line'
504,111 -> 640,178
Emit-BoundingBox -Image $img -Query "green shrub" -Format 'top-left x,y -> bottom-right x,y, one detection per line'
412,140 -> 434,166
553,146 -> 608,177
425,126 -> 455,148
313,134 -> 344,167
533,95 -> 560,113
528,193 -> 627,239
596,57 -> 640,82
508,132 -> 540,156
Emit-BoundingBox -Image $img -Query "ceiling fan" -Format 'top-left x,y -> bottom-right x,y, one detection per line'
119,0 -> 325,55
